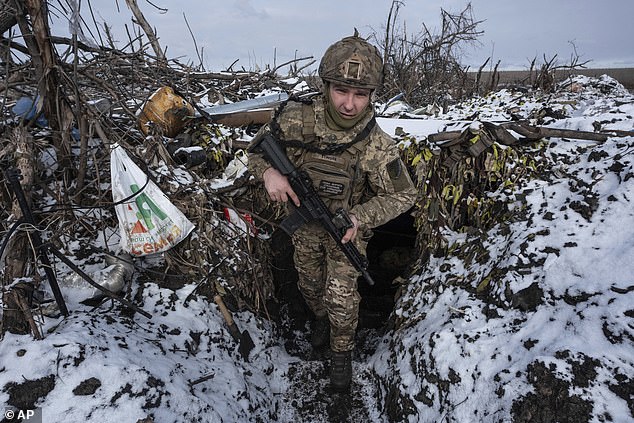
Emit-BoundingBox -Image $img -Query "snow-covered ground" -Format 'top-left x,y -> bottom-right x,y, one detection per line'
374,75 -> 634,422
1,74 -> 632,422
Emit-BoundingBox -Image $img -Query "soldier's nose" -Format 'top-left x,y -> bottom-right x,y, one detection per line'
343,95 -> 355,111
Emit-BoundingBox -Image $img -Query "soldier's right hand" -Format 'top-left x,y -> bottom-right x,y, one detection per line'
263,167 -> 300,207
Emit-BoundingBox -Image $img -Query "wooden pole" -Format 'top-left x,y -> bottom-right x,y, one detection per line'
124,0 -> 166,64
17,0 -> 75,169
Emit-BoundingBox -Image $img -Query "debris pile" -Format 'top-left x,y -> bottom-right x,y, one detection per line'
0,26 -> 317,325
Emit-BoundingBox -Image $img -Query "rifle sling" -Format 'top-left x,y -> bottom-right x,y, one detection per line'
270,95 -> 377,154
282,116 -> 376,154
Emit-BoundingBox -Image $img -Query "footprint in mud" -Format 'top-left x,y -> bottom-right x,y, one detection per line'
273,276 -> 390,422
277,357 -> 385,423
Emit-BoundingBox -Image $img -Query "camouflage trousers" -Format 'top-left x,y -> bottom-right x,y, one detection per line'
292,223 -> 367,353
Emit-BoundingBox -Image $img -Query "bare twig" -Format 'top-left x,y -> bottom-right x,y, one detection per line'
183,12 -> 203,69
124,0 -> 166,64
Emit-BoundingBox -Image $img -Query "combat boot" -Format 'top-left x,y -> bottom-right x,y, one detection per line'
330,351 -> 352,392
311,316 -> 330,348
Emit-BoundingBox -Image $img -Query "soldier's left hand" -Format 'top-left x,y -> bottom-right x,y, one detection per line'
341,214 -> 359,244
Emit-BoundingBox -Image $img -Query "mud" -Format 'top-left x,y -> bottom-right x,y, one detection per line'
4,374 -> 55,411
512,360 -> 593,423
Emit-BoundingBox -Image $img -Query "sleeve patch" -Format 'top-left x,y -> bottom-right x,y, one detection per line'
386,158 -> 412,192
386,158 -> 402,178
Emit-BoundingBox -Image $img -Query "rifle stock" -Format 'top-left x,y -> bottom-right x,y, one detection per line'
250,134 -> 375,286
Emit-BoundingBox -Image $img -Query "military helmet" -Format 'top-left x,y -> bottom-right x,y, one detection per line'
318,33 -> 384,90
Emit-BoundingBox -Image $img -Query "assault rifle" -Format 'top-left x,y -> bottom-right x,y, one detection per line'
250,134 -> 375,286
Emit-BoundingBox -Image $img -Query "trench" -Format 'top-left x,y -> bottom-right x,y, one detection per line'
268,211 -> 417,420
271,211 -> 416,350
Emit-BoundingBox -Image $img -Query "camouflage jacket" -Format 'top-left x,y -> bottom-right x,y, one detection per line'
248,95 -> 417,230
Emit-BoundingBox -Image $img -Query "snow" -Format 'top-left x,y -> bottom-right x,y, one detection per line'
370,76 -> 634,422
1,74 -> 633,422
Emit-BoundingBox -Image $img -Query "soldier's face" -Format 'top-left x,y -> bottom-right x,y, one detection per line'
329,84 -> 371,119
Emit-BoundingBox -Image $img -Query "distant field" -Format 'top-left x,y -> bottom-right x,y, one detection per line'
470,68 -> 634,91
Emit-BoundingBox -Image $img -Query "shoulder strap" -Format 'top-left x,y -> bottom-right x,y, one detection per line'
269,94 -> 376,154
302,102 -> 316,143
269,94 -> 314,140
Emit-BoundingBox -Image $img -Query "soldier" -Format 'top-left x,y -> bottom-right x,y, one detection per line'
248,32 -> 417,391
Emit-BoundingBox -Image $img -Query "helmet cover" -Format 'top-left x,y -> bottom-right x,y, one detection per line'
318,34 -> 383,89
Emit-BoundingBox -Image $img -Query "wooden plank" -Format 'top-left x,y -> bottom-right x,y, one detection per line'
211,109 -> 273,127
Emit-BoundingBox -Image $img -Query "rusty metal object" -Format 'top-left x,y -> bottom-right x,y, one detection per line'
138,86 -> 194,137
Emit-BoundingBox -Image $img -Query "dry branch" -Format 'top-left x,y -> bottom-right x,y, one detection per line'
124,0 -> 166,64
2,127 -> 34,285
428,122 -> 608,145
503,123 -> 607,142
0,2 -> 315,318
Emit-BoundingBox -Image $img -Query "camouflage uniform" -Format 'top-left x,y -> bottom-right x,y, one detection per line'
249,96 -> 417,352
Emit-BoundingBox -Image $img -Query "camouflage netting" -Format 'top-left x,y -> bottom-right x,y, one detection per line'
396,123 -> 547,269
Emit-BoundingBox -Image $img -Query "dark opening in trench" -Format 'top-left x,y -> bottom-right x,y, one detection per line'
270,211 -> 417,354
360,211 -> 416,329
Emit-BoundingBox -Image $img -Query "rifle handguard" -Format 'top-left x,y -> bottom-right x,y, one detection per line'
332,208 -> 354,231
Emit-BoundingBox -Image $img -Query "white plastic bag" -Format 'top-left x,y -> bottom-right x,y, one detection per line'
222,149 -> 248,180
110,143 -> 195,256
